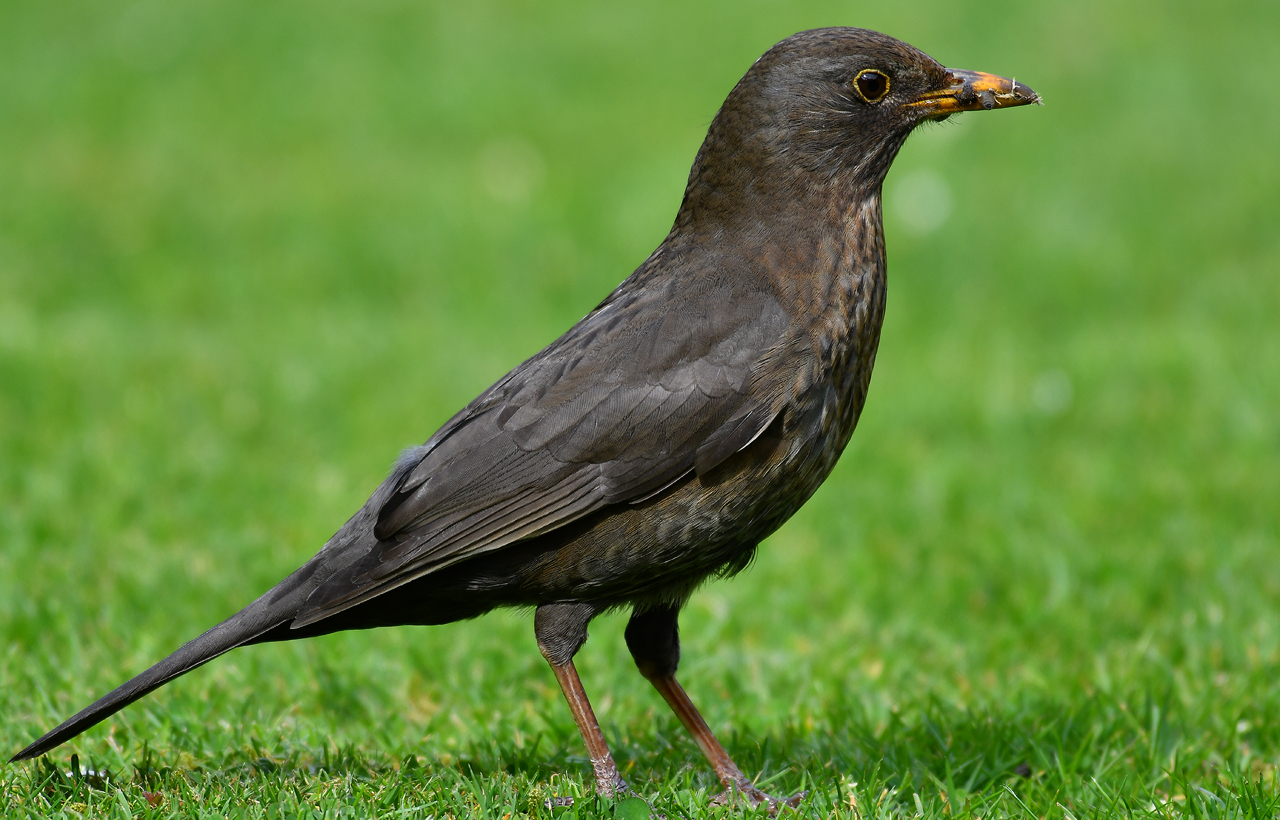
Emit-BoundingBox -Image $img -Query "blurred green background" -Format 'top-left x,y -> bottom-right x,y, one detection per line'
2,0 -> 1278,816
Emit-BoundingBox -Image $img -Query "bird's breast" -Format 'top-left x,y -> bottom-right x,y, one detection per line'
617,193 -> 891,586
782,193 -> 889,472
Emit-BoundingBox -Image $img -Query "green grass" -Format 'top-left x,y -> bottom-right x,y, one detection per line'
3,0 -> 1278,817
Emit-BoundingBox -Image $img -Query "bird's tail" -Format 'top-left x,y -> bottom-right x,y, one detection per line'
10,455 -> 411,765
9,565 -> 318,763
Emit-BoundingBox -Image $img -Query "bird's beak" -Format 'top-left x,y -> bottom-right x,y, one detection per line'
908,69 -> 1041,118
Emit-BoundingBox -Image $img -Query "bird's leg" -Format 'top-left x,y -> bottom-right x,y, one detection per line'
546,660 -> 629,799
535,602 -> 629,800
626,606 -> 805,814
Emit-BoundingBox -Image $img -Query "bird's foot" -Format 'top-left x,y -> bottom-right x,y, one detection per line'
710,783 -> 806,816
545,788 -> 666,819
544,773 -> 639,809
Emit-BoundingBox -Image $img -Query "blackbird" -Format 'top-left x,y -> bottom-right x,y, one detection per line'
12,27 -> 1038,809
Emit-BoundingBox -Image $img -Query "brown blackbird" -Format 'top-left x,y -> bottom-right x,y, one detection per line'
12,27 -> 1037,809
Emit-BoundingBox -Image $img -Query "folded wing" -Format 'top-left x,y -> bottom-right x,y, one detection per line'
292,274 -> 794,626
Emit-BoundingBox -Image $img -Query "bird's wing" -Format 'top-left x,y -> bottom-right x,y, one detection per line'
291,275 -> 793,626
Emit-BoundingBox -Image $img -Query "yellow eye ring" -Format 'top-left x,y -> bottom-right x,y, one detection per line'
854,69 -> 891,104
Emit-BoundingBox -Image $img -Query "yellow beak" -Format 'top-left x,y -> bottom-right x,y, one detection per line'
909,69 -> 1041,116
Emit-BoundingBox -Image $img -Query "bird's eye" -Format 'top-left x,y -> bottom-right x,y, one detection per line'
853,69 -> 890,104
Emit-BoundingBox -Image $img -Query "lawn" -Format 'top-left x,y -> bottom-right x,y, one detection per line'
2,0 -> 1278,817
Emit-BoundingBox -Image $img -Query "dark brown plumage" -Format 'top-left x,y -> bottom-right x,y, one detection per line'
11,27 -> 1038,810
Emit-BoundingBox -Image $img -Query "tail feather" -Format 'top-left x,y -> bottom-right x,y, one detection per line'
11,473 -> 403,764
10,579 -> 306,762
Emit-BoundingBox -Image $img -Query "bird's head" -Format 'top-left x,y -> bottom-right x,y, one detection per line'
675,28 -> 1039,232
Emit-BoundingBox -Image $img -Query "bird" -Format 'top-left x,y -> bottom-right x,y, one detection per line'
11,27 -> 1038,811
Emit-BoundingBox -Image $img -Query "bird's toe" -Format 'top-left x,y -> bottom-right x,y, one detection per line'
710,784 -> 806,815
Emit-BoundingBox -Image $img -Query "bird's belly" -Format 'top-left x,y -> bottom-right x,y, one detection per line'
458,404 -> 850,609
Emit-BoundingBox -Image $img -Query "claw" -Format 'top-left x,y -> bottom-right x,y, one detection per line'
545,791 -> 668,819
710,785 -> 807,815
